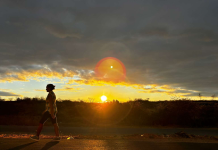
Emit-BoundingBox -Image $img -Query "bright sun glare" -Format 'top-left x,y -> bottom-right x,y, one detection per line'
101,95 -> 107,102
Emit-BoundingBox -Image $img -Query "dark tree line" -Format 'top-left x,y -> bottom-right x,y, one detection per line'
1,97 -> 218,127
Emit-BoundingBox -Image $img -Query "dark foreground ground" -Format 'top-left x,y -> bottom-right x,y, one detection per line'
1,138 -> 218,150
2,126 -> 218,149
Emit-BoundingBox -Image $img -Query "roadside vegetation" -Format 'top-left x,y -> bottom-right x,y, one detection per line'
1,97 -> 218,127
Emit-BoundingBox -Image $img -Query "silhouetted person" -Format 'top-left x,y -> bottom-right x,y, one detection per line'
30,84 -> 60,141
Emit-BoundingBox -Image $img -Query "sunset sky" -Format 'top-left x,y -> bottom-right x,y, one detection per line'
0,0 -> 218,102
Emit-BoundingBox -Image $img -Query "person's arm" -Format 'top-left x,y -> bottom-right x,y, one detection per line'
48,93 -> 55,118
42,94 -> 49,114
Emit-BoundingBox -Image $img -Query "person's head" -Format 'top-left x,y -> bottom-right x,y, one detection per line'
46,84 -> 55,92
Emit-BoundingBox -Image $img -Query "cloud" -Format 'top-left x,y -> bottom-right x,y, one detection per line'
138,27 -> 170,38
35,86 -> 83,92
0,0 -> 218,98
0,68 -> 77,82
67,78 -> 196,96
43,23 -> 82,39
0,91 -> 20,96
177,28 -> 218,43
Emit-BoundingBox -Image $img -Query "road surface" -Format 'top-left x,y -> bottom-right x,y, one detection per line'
1,126 -> 218,136
1,139 -> 218,150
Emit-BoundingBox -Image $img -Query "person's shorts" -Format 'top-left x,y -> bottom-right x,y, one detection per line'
39,111 -> 57,124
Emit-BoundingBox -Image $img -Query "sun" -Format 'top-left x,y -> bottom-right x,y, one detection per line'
101,95 -> 107,102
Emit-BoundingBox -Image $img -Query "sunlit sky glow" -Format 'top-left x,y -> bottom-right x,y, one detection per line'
0,0 -> 218,101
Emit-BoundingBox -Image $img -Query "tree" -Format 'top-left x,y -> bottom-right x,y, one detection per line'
88,97 -> 95,103
0,97 -> 5,101
199,93 -> 202,100
211,94 -> 216,100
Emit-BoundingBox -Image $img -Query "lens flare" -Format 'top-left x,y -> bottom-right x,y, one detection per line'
95,57 -> 126,82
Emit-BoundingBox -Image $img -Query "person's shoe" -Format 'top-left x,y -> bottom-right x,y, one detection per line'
52,136 -> 61,141
30,135 -> 39,141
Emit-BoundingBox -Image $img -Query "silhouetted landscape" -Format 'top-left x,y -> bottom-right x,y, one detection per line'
1,98 -> 218,127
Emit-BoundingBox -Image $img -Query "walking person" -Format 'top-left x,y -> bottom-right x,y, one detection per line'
30,84 -> 60,141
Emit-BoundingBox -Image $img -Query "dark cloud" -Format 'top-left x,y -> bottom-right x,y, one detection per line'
0,0 -> 218,97
0,91 -> 20,96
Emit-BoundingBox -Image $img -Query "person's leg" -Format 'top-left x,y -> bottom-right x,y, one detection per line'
37,111 -> 49,136
36,123 -> 43,137
50,113 -> 60,137
53,123 -> 59,137
30,111 -> 49,141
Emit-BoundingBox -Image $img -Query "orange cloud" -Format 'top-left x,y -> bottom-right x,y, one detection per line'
67,78 -> 139,87
0,69 -> 76,83
35,86 -> 83,92
67,78 -> 198,97
0,68 -> 197,97
68,78 -> 170,92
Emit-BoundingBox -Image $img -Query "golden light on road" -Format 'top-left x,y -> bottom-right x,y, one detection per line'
101,95 -> 107,102
111,66 -> 113,68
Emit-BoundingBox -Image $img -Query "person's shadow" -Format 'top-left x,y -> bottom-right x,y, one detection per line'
41,141 -> 59,150
8,141 -> 59,150
8,141 -> 37,150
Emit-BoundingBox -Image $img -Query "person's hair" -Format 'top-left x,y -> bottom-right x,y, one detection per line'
47,84 -> 55,90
